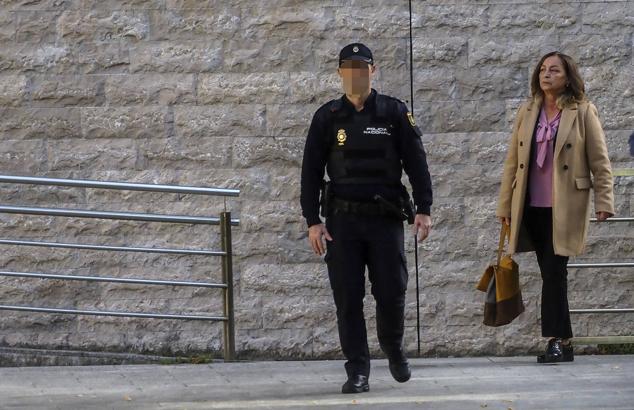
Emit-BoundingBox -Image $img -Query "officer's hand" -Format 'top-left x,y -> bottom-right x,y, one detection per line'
413,214 -> 432,242
308,223 -> 333,256
499,216 -> 511,226
596,211 -> 613,221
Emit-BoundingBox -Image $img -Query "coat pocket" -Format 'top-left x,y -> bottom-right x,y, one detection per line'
575,177 -> 592,190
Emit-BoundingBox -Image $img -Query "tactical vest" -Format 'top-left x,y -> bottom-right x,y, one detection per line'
326,95 -> 402,185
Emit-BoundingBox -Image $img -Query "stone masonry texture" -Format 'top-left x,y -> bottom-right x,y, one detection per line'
0,0 -> 632,361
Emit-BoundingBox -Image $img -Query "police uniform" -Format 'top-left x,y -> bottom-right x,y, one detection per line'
300,43 -> 433,391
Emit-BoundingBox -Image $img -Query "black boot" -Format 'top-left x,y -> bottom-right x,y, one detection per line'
537,338 -> 564,363
341,374 -> 369,394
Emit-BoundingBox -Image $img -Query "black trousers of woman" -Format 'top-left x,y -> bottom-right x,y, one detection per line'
523,206 -> 573,339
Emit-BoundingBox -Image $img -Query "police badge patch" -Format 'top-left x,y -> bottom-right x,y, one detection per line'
337,129 -> 347,146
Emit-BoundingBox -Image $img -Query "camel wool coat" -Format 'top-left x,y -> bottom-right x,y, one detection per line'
496,99 -> 614,257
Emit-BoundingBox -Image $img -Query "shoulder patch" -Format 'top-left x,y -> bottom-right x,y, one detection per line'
403,108 -> 422,137
406,111 -> 416,127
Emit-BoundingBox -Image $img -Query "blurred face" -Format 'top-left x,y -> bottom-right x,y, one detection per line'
539,55 -> 568,97
337,60 -> 375,96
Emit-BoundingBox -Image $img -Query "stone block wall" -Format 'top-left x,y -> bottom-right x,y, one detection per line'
0,0 -> 632,359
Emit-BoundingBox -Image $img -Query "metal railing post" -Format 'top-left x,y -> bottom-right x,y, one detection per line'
567,204 -> 633,345
220,212 -> 235,361
0,174 -> 240,360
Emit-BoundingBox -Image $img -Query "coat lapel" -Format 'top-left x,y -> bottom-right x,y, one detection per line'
554,103 -> 577,159
521,100 -> 540,164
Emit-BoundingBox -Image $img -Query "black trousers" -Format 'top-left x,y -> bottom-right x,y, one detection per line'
325,212 -> 408,378
523,206 -> 573,339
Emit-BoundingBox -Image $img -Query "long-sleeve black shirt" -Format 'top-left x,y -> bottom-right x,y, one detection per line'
300,89 -> 433,227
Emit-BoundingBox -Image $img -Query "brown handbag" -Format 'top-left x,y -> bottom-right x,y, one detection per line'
476,224 -> 525,327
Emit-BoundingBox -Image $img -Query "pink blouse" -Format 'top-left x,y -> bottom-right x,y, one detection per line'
529,107 -> 561,207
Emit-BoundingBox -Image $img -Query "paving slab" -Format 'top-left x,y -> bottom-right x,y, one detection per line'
1,355 -> 633,409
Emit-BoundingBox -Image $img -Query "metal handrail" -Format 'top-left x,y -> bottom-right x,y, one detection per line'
0,271 -> 227,289
0,305 -> 227,321
571,308 -> 634,314
589,217 -> 634,222
569,210 -> 633,344
0,175 -> 240,197
568,262 -> 634,268
0,174 -> 239,361
0,239 -> 224,256
0,205 -> 240,226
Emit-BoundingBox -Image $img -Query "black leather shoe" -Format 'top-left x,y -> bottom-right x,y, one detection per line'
341,374 -> 369,394
388,359 -> 411,383
537,338 -> 563,363
381,345 -> 411,383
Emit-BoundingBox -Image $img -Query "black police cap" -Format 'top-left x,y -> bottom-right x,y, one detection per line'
339,43 -> 374,66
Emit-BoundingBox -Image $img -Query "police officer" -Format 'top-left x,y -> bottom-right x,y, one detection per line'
300,43 -> 433,394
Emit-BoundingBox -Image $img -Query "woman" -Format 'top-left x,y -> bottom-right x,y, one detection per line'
496,51 -> 614,363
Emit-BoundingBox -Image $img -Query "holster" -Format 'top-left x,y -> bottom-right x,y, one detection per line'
322,182 -> 415,224
399,186 -> 416,225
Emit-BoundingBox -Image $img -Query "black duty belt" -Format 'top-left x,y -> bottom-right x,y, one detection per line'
330,197 -> 392,217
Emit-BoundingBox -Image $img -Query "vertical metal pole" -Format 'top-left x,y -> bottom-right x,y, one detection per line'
408,0 -> 414,115
220,211 -> 235,361
414,235 -> 420,357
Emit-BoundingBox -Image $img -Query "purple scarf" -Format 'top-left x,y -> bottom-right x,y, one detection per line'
535,108 -> 561,168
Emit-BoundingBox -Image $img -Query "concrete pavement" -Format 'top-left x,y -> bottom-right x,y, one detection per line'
1,355 -> 633,409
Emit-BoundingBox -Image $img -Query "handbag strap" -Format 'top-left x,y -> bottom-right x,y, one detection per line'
496,223 -> 510,266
